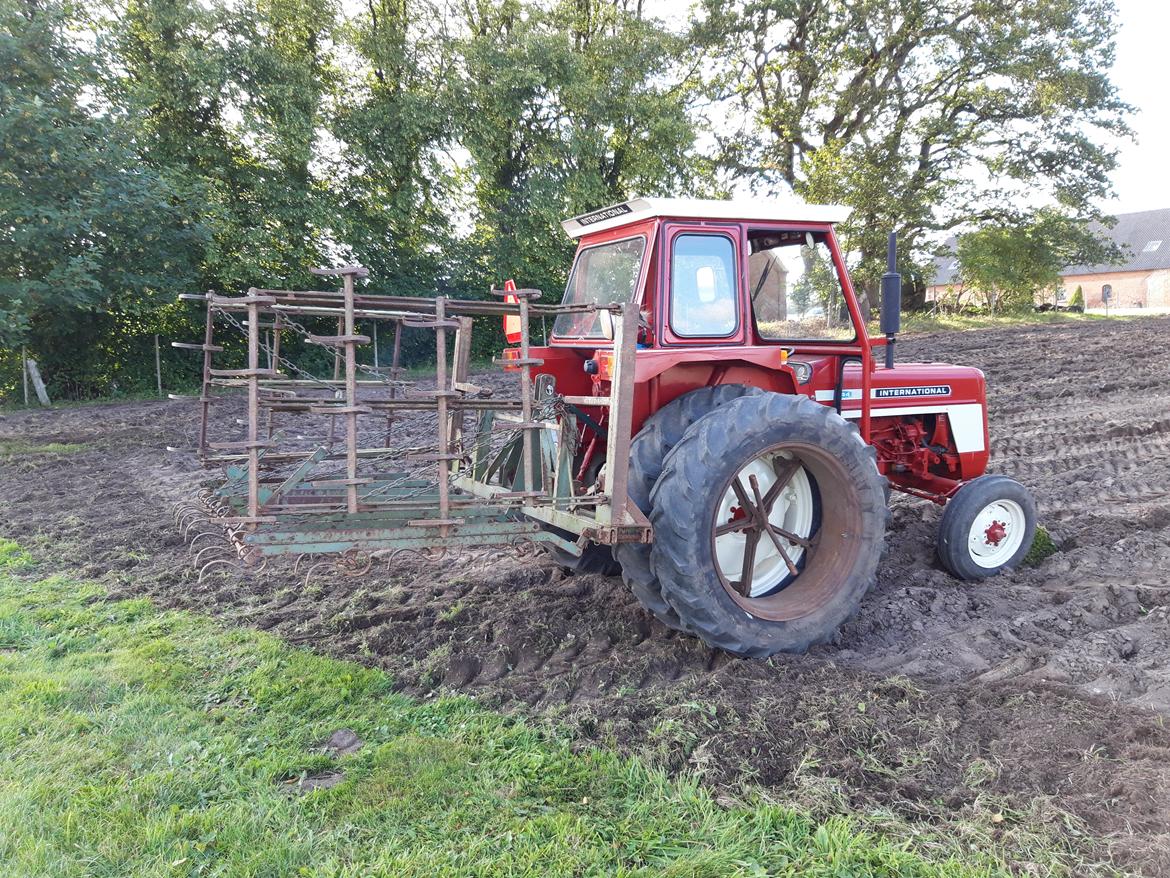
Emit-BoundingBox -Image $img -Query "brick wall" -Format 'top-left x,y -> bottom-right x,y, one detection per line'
1061,270 -> 1170,308
928,269 -> 1170,309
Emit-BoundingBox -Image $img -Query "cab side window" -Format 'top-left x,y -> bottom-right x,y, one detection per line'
748,230 -> 854,341
670,233 -> 738,337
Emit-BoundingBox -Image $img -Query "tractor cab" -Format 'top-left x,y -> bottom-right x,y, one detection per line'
527,198 -> 990,499
553,197 -> 863,354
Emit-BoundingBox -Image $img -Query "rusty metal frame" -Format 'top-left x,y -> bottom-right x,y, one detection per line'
174,265 -> 649,575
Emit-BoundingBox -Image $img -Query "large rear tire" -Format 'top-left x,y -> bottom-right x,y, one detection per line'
614,385 -> 764,629
649,393 -> 887,657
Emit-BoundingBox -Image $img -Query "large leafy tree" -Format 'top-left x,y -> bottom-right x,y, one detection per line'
696,0 -> 1129,306
112,0 -> 339,291
955,209 -> 1121,312
327,0 -> 460,290
457,0 -> 711,295
0,0 -> 203,374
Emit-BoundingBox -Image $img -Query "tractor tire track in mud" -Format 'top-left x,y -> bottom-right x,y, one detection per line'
5,317 -> 1170,873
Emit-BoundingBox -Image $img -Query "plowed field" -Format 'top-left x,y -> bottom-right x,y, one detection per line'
5,316 -> 1170,874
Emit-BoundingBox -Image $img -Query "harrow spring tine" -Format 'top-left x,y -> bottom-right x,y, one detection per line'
237,545 -> 267,572
293,553 -> 318,575
338,549 -> 372,577
187,530 -> 226,554
172,504 -> 201,525
193,543 -> 235,566
303,560 -> 335,587
198,558 -> 239,584
182,517 -> 215,541
176,506 -> 209,528
182,522 -> 217,543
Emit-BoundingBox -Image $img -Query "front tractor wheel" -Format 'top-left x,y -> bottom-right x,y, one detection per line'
649,393 -> 888,657
936,475 -> 1036,580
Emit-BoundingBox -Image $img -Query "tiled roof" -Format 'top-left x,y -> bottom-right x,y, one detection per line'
1063,208 -> 1170,275
928,208 -> 1170,286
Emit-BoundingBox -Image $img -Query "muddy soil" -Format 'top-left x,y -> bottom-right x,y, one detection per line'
5,317 -> 1170,874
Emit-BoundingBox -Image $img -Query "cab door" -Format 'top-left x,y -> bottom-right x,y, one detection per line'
658,223 -> 746,347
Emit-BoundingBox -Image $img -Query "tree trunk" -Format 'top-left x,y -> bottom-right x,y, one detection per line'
904,275 -> 927,311
856,280 -> 874,322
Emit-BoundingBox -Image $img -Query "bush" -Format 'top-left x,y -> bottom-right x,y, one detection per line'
1069,285 -> 1084,310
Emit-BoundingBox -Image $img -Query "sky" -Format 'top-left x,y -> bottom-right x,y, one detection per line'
1102,0 -> 1170,214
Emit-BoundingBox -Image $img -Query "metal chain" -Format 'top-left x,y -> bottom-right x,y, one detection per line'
217,308 -> 336,391
273,312 -> 414,388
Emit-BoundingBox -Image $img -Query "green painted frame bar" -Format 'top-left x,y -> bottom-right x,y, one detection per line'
242,520 -> 578,557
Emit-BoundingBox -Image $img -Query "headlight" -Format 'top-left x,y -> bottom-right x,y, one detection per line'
789,360 -> 812,384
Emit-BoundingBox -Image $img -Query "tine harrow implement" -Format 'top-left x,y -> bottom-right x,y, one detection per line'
172,265 -> 650,582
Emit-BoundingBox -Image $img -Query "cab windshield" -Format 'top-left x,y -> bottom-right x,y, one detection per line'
553,236 -> 646,338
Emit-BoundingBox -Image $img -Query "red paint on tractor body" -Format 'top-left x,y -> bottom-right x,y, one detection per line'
515,214 -> 992,502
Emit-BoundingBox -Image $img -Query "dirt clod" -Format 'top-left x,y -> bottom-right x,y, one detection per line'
286,770 -> 345,793
323,729 -> 364,758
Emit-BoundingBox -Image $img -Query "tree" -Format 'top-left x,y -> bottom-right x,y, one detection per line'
955,209 -> 1119,313
456,0 -> 712,295
111,0 -> 339,292
694,0 -> 1130,309
0,0 -> 203,357
327,0 -> 460,290
1070,284 -> 1084,310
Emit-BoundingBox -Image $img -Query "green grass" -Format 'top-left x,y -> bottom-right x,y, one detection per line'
0,562 -> 1021,878
887,310 -> 1117,335
0,539 -> 32,570
1023,526 -> 1059,568
0,439 -> 87,457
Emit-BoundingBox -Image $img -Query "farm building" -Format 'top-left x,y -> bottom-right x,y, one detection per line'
926,207 -> 1170,310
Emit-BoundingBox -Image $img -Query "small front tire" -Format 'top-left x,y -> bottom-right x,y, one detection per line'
937,475 -> 1036,580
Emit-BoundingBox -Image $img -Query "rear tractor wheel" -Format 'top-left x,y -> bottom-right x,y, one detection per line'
936,475 -> 1036,580
614,384 -> 765,629
648,393 -> 888,657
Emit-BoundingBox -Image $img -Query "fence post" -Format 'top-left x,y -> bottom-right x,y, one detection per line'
154,334 -> 163,397
25,358 -> 51,407
21,346 -> 28,406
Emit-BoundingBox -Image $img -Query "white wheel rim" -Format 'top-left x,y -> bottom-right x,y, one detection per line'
714,451 -> 816,597
967,499 -> 1027,568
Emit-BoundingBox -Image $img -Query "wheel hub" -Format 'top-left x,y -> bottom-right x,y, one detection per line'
967,499 -> 1027,568
983,520 -> 1007,545
713,450 -> 816,598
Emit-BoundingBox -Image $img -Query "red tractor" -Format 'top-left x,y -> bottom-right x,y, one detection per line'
180,197 -> 1036,658
516,197 -> 1036,655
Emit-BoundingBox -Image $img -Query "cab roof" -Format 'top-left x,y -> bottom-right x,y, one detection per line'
561,197 -> 853,239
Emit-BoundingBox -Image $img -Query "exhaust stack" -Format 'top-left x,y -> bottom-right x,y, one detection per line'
880,232 -> 902,369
